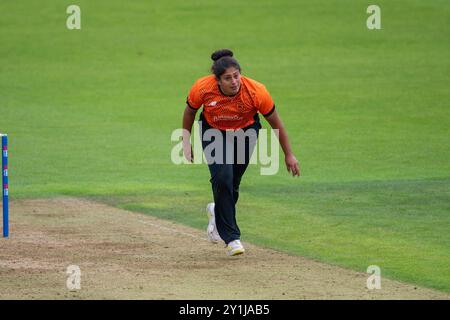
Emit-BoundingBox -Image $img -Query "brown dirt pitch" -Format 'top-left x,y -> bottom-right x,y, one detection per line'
0,197 -> 448,300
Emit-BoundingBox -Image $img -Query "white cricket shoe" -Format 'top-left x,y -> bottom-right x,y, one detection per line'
226,240 -> 245,256
206,203 -> 222,243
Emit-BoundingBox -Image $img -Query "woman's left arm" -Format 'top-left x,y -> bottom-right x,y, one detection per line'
264,109 -> 300,177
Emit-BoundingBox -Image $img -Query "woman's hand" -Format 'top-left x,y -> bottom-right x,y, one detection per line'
285,153 -> 300,177
265,110 -> 300,177
183,141 -> 193,163
182,105 -> 198,163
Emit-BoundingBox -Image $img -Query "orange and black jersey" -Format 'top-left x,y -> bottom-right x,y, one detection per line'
186,75 -> 275,130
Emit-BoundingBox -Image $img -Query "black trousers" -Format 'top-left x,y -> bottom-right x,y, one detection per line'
199,112 -> 261,244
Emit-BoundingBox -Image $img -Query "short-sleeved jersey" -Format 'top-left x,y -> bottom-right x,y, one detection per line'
186,75 -> 275,130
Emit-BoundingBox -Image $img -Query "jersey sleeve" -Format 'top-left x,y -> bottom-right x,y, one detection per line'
186,79 -> 204,110
256,84 -> 275,117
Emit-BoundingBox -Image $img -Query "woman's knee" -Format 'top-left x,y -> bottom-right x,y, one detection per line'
211,166 -> 233,189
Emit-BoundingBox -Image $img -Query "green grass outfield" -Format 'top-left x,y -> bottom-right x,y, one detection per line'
1,0 -> 449,292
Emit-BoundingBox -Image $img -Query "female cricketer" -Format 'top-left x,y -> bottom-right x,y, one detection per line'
182,49 -> 300,256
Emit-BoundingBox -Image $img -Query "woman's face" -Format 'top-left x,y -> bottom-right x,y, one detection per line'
218,67 -> 241,96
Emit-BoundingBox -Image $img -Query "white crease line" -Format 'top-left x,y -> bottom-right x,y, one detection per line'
137,219 -> 206,241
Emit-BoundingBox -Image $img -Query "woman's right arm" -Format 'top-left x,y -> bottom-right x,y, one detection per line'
182,105 -> 198,162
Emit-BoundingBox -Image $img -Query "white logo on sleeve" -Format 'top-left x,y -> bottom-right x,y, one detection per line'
208,101 -> 218,107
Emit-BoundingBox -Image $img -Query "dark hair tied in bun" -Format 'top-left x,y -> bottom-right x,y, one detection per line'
210,49 -> 241,79
211,49 -> 234,61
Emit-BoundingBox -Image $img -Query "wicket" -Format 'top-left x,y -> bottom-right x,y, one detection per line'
1,134 -> 8,237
